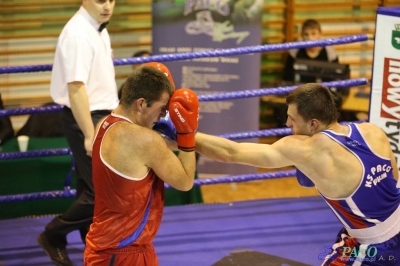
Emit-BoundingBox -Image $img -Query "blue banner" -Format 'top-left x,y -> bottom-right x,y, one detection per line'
153,0 -> 263,175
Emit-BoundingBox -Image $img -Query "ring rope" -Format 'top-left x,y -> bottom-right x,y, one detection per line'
1,128 -> 293,160
0,34 -> 369,74
0,170 -> 296,203
0,104 -> 63,117
0,148 -> 71,160
0,121 -> 365,161
197,78 -> 367,101
0,78 -> 367,118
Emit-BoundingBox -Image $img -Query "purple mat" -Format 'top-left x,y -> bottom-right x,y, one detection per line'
0,196 -> 340,266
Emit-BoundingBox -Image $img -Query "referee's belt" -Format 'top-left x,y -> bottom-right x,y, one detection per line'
63,106 -> 112,116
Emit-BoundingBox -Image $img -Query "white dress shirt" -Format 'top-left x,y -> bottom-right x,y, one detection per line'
50,6 -> 118,111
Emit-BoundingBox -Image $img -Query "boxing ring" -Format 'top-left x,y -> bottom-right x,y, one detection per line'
0,34 -> 370,265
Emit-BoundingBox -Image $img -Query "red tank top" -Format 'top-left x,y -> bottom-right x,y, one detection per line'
86,113 -> 165,251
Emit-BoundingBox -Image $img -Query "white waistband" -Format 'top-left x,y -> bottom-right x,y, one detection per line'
347,204 -> 400,244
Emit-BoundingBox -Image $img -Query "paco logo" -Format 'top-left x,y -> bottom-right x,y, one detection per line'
381,58 -> 400,120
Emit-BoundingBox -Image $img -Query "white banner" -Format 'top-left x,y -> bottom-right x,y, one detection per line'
370,7 -> 400,185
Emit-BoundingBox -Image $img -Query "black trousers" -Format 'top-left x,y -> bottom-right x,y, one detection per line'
43,107 -> 111,248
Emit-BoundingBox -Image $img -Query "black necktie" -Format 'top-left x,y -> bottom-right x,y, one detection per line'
98,22 -> 109,33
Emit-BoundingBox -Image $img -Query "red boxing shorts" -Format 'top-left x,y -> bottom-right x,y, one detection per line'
84,244 -> 158,266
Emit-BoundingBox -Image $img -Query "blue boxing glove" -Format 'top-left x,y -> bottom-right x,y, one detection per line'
296,169 -> 315,188
153,111 -> 177,141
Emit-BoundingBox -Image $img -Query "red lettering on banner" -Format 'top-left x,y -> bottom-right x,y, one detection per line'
381,58 -> 400,120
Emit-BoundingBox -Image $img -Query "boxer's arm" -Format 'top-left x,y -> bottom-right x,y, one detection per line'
68,81 -> 94,156
145,130 -> 195,191
195,132 -> 306,168
163,138 -> 179,151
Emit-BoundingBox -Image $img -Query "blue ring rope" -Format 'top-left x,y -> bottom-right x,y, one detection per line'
0,34 -> 368,74
0,78 -> 367,118
0,170 -> 296,203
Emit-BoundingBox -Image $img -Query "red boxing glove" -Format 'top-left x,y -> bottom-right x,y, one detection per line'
168,88 -> 199,152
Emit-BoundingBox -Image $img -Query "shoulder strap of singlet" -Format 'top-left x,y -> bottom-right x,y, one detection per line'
95,114 -> 130,139
117,190 -> 153,248
347,123 -> 367,145
321,123 -> 368,148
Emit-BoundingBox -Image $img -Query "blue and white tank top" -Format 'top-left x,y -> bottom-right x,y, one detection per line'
319,123 -> 400,230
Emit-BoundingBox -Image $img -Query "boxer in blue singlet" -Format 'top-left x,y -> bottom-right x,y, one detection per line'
191,83 -> 400,266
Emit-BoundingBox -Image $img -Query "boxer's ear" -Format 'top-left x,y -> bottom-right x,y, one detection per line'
136,98 -> 146,110
309,119 -> 319,133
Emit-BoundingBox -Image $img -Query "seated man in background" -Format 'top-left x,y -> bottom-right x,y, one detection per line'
283,19 -> 339,83
277,19 -> 356,125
